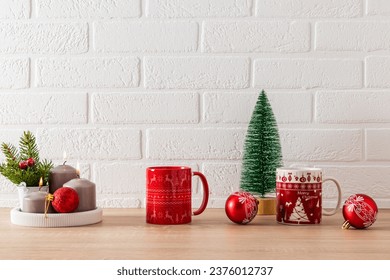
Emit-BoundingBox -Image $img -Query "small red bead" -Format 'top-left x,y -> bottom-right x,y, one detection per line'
26,157 -> 35,167
18,161 -> 28,170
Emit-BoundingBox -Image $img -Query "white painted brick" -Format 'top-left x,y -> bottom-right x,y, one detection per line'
256,0 -> 361,18
253,59 -> 363,89
145,57 -> 250,89
36,0 -> 140,18
316,22 -> 390,51
146,0 -> 252,18
92,92 -> 199,124
366,129 -> 390,160
202,163 -> 241,196
202,21 -> 310,53
0,59 -> 29,89
319,166 -> 390,202
0,22 -> 87,54
0,195 -> 19,208
98,196 -> 141,208
94,21 -> 198,53
0,93 -> 87,124
0,176 -> 17,194
367,0 -> 390,15
94,162 -> 146,194
37,128 -> 141,160
316,91 -> 390,123
147,128 -> 245,160
0,0 -> 29,19
204,92 -> 312,124
35,57 -> 140,88
366,56 -> 390,88
281,129 -> 362,161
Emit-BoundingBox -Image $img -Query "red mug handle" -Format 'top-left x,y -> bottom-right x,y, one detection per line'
192,171 -> 209,215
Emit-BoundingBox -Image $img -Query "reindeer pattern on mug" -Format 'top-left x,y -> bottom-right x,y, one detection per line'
146,169 -> 192,224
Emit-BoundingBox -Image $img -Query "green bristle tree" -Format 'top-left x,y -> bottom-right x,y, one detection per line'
240,90 -> 283,197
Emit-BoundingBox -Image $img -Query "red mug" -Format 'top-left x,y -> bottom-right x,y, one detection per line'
276,167 -> 342,225
146,166 -> 209,225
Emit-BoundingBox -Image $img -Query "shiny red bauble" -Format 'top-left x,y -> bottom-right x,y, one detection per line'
225,191 -> 258,224
342,194 -> 378,229
51,187 -> 79,213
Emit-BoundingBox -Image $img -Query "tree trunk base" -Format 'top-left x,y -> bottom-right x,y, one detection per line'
256,197 -> 277,215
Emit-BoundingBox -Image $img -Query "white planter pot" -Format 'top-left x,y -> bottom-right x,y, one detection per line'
16,183 -> 48,211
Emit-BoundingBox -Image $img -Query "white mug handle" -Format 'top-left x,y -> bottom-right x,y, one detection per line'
322,178 -> 342,216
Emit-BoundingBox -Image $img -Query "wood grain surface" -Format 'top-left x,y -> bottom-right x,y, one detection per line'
0,208 -> 389,260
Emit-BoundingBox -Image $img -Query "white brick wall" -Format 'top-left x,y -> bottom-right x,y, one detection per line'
144,57 -> 250,89
146,0 -> 252,18
202,21 -> 310,53
256,0 -> 362,18
92,92 -> 199,124
36,0 -> 141,18
253,59 -> 363,89
0,93 -> 87,124
367,0 -> 390,16
36,57 -> 140,88
94,21 -> 198,53
0,0 -> 30,19
0,22 -> 88,54
1,0 -> 390,208
315,21 -> 390,51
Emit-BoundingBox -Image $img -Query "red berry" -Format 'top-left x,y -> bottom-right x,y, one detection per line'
27,157 -> 35,167
19,161 -> 28,170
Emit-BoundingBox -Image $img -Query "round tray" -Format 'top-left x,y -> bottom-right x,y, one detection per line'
10,207 -> 103,228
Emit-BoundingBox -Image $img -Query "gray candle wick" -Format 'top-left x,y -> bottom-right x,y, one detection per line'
63,161 -> 67,165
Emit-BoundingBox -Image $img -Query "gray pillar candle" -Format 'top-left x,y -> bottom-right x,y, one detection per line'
23,192 -> 54,213
64,178 -> 96,212
48,163 -> 78,193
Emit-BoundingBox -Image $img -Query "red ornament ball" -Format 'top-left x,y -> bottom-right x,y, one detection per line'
342,194 -> 378,229
26,157 -> 35,167
225,191 -> 258,224
18,161 -> 28,170
51,187 -> 79,213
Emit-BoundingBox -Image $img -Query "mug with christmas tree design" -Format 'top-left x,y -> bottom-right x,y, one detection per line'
276,168 -> 341,225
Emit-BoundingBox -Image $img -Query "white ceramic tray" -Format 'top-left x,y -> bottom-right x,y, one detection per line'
10,207 -> 103,228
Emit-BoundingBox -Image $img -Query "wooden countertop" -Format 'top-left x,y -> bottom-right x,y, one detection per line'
0,208 -> 389,260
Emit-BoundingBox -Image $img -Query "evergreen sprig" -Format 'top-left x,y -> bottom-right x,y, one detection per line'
0,131 -> 53,186
240,90 -> 283,197
19,131 -> 40,163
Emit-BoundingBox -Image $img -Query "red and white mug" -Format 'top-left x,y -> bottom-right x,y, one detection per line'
146,166 -> 209,225
276,167 -> 342,225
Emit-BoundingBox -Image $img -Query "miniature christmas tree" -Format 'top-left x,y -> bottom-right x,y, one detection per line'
240,90 -> 283,197
0,131 -> 53,186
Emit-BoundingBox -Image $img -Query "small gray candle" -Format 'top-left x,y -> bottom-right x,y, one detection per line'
48,163 -> 78,193
64,178 -> 96,212
23,191 -> 53,213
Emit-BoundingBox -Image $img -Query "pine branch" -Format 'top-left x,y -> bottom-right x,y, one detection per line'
0,131 -> 52,186
1,143 -> 20,165
36,159 -> 54,185
19,131 -> 40,162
